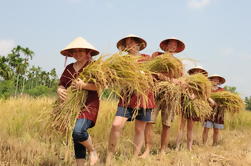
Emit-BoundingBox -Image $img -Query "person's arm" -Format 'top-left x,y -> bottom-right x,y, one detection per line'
157,72 -> 170,81
72,78 -> 98,91
208,97 -> 216,107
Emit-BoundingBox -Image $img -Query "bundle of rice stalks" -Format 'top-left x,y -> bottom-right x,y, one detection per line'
184,73 -> 212,100
181,96 -> 213,121
154,81 -> 182,115
102,53 -> 154,107
143,53 -> 184,78
211,91 -> 244,114
78,56 -> 109,91
50,87 -> 87,138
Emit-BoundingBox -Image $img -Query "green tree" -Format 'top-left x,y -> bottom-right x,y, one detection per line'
224,86 -> 238,94
0,45 -> 58,98
0,80 -> 15,98
245,96 -> 251,111
0,56 -> 13,80
5,45 -> 34,95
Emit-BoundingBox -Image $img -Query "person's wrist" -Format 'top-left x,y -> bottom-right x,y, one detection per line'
81,82 -> 86,90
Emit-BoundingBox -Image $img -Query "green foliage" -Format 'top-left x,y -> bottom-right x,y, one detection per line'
244,96 -> 251,111
224,85 -> 238,94
0,80 -> 15,98
25,85 -> 56,97
0,45 -> 58,98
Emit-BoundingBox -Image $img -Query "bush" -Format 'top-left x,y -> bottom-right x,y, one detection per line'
25,85 -> 56,97
0,80 -> 15,98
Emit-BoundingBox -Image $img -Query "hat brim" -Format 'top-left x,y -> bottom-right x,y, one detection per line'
188,68 -> 208,76
160,39 -> 185,53
60,48 -> 99,57
117,36 -> 147,51
208,76 -> 226,84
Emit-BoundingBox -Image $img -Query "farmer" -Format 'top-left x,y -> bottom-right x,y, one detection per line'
106,34 -> 155,163
141,38 -> 185,157
175,66 -> 208,151
202,74 -> 226,146
58,37 -> 100,166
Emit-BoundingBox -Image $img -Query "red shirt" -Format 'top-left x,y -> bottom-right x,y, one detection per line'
212,87 -> 224,93
118,54 -> 156,109
59,63 -> 100,123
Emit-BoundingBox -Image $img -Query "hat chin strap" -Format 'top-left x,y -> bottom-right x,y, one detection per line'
64,56 -> 68,67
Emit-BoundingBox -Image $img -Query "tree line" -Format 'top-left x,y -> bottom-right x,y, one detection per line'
0,45 -> 58,98
1,45 -> 250,110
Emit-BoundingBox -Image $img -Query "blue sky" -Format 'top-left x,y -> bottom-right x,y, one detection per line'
0,0 -> 250,97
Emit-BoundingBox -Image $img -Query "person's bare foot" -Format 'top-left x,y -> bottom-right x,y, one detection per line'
139,149 -> 150,159
89,150 -> 99,166
159,149 -> 166,155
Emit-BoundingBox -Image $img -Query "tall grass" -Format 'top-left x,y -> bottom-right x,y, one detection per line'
1,96 -> 251,165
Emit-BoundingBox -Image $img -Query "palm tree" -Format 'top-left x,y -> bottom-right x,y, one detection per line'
49,68 -> 57,88
0,56 -> 13,80
6,46 -> 34,95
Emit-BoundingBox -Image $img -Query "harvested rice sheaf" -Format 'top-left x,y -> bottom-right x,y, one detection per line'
180,74 -> 213,120
102,53 -> 154,107
154,81 -> 182,115
211,91 -> 244,114
144,53 -> 184,79
185,73 -> 212,100
182,96 -> 213,120
50,87 -> 87,136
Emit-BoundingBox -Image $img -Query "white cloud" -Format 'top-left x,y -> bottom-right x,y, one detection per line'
188,0 -> 212,9
0,39 -> 16,56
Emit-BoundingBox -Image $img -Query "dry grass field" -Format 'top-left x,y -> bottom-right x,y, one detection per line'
0,96 -> 251,166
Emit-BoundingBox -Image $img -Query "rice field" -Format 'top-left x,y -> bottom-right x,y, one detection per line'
0,96 -> 251,166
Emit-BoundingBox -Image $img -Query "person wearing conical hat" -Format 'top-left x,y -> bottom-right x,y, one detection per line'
141,38 -> 186,158
106,34 -> 156,162
175,66 -> 209,151
160,37 -> 185,55
58,37 -> 100,166
187,66 -> 209,77
202,74 -> 226,146
151,38 -> 185,81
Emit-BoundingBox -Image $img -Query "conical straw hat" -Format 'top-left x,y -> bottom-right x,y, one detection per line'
208,74 -> 226,84
117,34 -> 147,51
188,66 -> 208,76
60,37 -> 99,57
160,37 -> 185,53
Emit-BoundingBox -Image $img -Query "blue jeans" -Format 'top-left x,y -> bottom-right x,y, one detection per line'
204,120 -> 224,129
116,107 -> 153,122
72,118 -> 94,159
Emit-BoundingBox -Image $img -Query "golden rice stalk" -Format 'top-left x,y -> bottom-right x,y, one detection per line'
184,73 -> 212,100
50,87 -> 87,136
100,53 -> 154,107
211,91 -> 244,114
143,53 -> 184,78
79,56 -> 110,93
181,96 -> 213,121
154,81 -> 182,115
